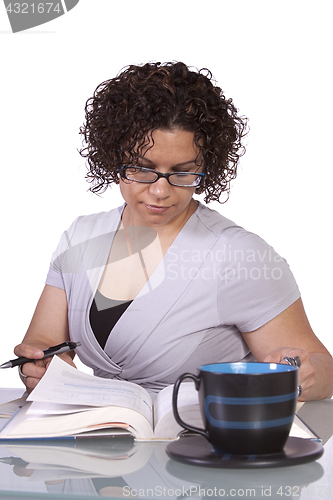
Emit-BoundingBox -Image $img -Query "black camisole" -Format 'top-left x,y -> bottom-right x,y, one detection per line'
89,289 -> 133,349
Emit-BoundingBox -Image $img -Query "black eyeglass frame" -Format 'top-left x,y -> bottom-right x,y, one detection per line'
120,166 -> 206,188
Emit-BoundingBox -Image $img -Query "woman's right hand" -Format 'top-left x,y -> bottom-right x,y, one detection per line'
14,342 -> 76,392
14,285 -> 72,392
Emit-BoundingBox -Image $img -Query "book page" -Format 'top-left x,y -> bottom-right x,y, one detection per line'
153,382 -> 199,426
152,382 -> 204,439
27,356 -> 153,426
0,401 -> 154,440
290,413 -> 321,440
26,401 -> 98,415
0,389 -> 25,405
153,385 -> 316,441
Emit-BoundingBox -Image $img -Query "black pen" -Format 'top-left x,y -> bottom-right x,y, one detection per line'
0,457 -> 30,467
0,341 -> 81,369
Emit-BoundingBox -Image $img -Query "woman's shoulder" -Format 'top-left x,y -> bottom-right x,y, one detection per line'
74,205 -> 124,225
63,205 -> 124,243
195,202 -> 276,252
195,202 -> 245,238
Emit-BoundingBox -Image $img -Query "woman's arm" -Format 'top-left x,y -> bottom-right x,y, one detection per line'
14,284 -> 75,392
241,297 -> 333,401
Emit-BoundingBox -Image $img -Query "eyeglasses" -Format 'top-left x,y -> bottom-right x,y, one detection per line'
120,166 -> 205,187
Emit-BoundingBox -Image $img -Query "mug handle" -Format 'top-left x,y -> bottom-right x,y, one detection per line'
172,372 -> 209,438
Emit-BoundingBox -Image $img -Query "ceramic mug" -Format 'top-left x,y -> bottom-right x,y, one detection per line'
172,362 -> 299,455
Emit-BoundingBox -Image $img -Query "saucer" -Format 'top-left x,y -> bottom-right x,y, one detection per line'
166,435 -> 323,469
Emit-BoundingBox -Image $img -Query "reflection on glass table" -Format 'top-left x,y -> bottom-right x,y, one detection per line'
0,399 -> 332,499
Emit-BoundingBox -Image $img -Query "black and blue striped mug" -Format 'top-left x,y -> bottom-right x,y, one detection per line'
172,362 -> 299,455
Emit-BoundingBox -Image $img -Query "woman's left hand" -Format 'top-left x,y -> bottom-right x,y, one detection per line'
242,299 -> 333,400
263,347 -> 315,400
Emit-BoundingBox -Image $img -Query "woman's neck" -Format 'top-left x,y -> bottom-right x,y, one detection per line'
121,199 -> 198,255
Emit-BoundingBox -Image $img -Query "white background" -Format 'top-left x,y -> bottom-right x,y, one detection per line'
0,1 -> 332,388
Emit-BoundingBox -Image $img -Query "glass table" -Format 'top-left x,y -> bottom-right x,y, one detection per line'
0,398 -> 332,500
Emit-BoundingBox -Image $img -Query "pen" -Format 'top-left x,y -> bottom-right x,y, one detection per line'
0,457 -> 30,467
0,341 -> 81,369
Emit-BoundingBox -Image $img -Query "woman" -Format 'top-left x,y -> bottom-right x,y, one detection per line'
15,62 -> 333,400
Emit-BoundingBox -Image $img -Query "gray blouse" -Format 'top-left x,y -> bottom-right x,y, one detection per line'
46,203 -> 300,394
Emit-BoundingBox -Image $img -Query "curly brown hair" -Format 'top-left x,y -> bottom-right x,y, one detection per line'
79,61 -> 248,203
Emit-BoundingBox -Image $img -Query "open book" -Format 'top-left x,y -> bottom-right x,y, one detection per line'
0,356 -> 319,442
0,356 -> 203,441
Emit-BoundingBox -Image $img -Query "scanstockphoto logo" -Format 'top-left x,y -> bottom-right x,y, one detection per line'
3,0 -> 80,33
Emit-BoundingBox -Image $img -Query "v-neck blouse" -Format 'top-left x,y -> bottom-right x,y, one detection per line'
45,202 -> 300,394
89,289 -> 133,349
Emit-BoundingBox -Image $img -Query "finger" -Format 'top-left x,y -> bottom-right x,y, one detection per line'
262,347 -> 293,363
14,344 -> 45,360
265,347 -> 307,366
281,354 -> 314,400
19,363 -> 48,393
24,376 -> 45,393
280,356 -> 302,368
13,465 -> 35,478
20,362 -> 47,380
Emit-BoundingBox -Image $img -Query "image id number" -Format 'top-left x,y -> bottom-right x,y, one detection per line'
277,485 -> 332,497
6,3 -> 62,14
277,486 -> 301,497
